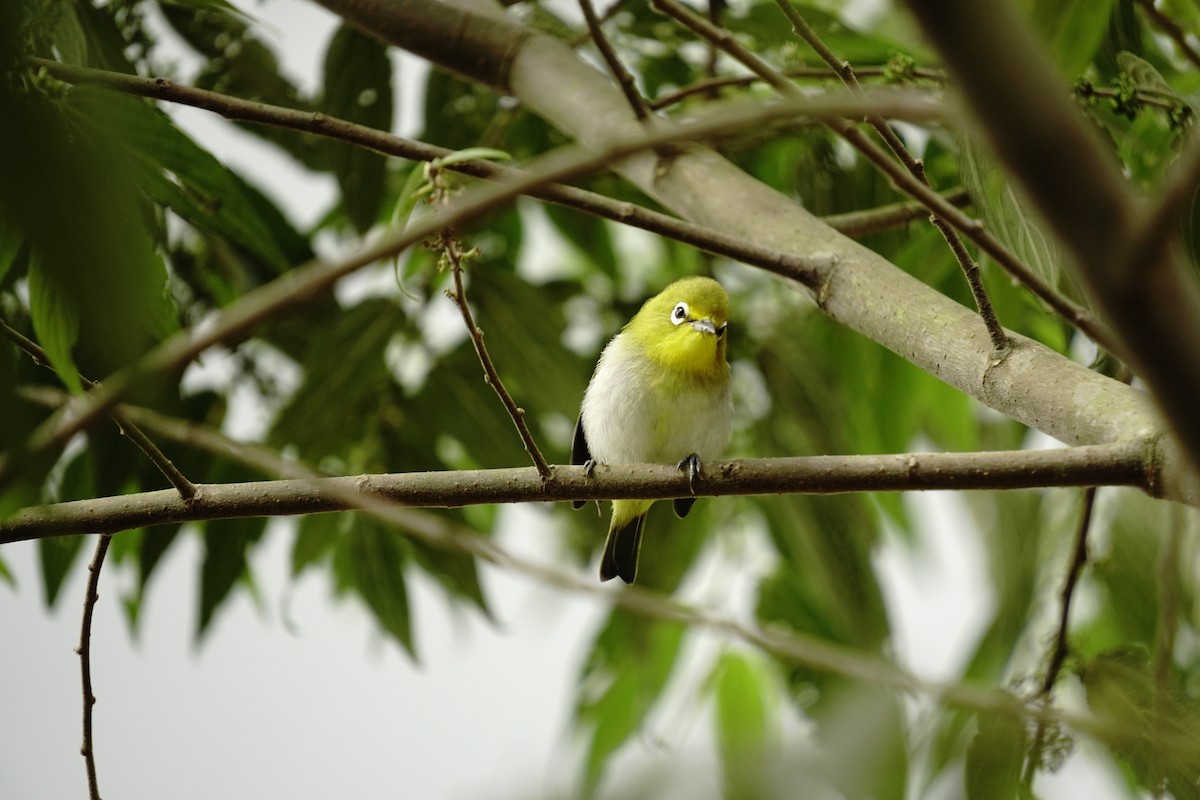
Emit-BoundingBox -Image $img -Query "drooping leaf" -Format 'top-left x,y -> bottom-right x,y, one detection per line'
197,514 -> 266,639
322,23 -> 394,233
333,519 -> 415,659
578,612 -> 685,793
965,706 -> 1027,800
710,651 -> 777,800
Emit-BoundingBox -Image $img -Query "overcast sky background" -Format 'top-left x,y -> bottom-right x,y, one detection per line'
2,2 -> 1129,798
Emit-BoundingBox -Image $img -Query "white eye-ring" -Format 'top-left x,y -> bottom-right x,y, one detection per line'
671,302 -> 689,325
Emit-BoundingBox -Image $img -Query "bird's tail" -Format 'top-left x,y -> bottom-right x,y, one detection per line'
600,500 -> 651,584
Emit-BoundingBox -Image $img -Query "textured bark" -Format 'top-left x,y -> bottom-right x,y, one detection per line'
311,0 -> 1200,503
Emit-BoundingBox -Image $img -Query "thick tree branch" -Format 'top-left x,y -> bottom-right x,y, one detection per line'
902,0 -> 1200,480
0,442 -> 1151,543
308,0 -> 1197,506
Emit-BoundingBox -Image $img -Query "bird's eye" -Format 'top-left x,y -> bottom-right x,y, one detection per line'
671,302 -> 689,325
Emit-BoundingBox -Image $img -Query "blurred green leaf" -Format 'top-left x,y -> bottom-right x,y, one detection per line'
334,519 -> 415,658
270,297 -> 402,464
198,514 -> 266,639
38,534 -> 86,608
322,23 -> 394,233
293,512 -> 342,577
1024,0 -> 1117,76
711,651 -> 776,800
965,706 -> 1026,800
578,613 -> 685,793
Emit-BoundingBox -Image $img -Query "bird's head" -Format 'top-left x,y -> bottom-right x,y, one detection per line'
626,276 -> 729,379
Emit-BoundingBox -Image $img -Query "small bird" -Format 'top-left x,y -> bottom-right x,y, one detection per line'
572,276 -> 733,584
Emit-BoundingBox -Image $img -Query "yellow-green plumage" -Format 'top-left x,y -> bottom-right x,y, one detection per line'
572,277 -> 733,583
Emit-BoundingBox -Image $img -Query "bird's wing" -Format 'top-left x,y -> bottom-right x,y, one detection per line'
570,414 -> 592,510
571,414 -> 591,465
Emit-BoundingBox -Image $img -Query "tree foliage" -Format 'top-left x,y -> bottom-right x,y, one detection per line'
3,0 -> 1200,798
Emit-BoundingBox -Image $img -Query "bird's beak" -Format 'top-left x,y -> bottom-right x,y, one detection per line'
690,318 -> 719,335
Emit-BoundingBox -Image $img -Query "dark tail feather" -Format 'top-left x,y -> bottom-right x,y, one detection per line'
600,514 -> 646,584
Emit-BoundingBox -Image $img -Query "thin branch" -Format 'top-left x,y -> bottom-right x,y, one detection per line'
649,65 -> 947,110
578,0 -> 650,119
6,400 -> 1199,762
0,320 -> 196,500
903,0 -> 1200,486
753,0 -> 1007,350
1135,0 -> 1200,72
27,59 -> 867,269
1023,486 -> 1098,789
77,533 -> 112,800
5,84 -> 921,492
433,220 -> 552,476
0,440 -> 1152,544
819,187 -> 971,236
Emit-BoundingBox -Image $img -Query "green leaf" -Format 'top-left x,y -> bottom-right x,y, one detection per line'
38,535 -> 87,607
1024,0 -> 1117,76
322,23 -> 394,233
27,249 -> 83,393
0,198 -> 22,287
198,515 -> 266,639
409,536 -> 489,617
711,651 -> 776,800
334,520 -> 415,658
270,298 -> 402,464
965,707 -> 1027,800
578,613 -> 685,792
292,512 -> 342,576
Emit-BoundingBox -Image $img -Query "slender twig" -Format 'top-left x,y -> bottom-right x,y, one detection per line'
26,59 -> 864,287
4,402 -> 1199,762
578,0 -> 650,119
0,320 -> 197,499
770,0 -> 1007,351
2,83 -> 934,492
1022,487 -> 1098,790
436,227 -> 552,476
1135,0 -> 1200,72
821,187 -> 971,236
77,533 -> 112,800
1076,83 -> 1190,113
649,65 -> 947,110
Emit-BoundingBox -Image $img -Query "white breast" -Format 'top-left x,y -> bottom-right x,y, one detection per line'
580,334 -> 732,466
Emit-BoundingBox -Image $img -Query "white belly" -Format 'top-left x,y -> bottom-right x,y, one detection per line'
580,334 -> 732,465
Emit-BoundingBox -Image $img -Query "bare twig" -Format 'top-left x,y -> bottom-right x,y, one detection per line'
4,401 -> 1198,761
649,65 -> 946,110
821,187 -> 971,235
578,0 -> 650,119
77,533 -> 112,800
1022,486 -> 1098,789
768,0 -> 1008,351
1135,0 -> 1200,72
0,425 -> 1152,543
435,225 -> 552,476
0,320 -> 196,499
5,84 -> 921,492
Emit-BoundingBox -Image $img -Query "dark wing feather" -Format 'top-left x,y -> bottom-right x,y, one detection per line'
571,415 -> 591,510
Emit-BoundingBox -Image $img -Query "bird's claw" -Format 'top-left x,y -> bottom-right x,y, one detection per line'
583,458 -> 597,479
677,453 -> 702,494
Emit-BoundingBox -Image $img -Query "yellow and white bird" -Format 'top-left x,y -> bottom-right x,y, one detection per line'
572,276 -> 733,583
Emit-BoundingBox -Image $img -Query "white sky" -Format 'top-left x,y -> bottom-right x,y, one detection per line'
0,2 -> 1131,798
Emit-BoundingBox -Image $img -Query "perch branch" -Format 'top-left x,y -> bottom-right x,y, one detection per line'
0,439 -> 1150,543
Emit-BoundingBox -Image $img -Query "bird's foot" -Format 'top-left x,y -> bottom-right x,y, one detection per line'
583,458 -> 597,479
677,453 -> 702,494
